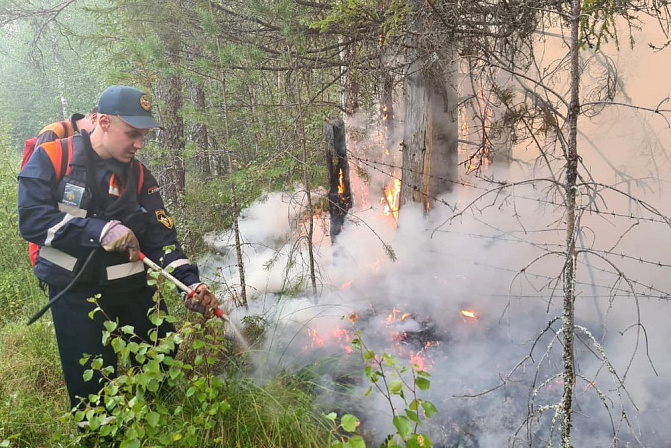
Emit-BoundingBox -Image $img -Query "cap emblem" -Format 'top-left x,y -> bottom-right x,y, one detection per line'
139,94 -> 152,112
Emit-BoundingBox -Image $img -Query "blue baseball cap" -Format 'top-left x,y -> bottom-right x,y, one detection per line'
97,85 -> 160,129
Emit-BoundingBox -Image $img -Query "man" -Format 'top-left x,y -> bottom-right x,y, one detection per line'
35,107 -> 98,146
18,85 -> 219,410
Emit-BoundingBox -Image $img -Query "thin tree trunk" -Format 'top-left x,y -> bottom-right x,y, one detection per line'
222,77 -> 248,307
561,1 -> 581,446
209,0 -> 247,307
295,71 -> 317,294
157,7 -> 185,206
49,23 -> 68,119
191,82 -> 212,179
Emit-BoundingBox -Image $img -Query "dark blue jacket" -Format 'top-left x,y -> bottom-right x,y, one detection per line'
18,132 -> 200,290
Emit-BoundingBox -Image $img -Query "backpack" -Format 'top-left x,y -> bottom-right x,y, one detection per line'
27,136 -> 145,266
20,120 -> 72,170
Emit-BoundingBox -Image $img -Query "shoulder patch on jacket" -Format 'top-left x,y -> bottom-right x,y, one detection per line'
147,186 -> 159,195
155,209 -> 174,229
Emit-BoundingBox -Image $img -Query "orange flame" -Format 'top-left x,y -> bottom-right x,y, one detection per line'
337,169 -> 345,195
381,178 -> 401,220
461,310 -> 478,320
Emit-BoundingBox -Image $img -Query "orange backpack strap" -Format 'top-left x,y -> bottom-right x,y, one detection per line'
41,137 -> 71,182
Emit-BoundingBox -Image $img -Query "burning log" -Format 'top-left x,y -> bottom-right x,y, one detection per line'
325,118 -> 353,242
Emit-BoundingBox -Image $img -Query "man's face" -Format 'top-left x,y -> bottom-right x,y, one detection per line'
99,115 -> 150,162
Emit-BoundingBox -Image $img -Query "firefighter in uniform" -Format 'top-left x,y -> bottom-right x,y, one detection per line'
18,85 -> 218,410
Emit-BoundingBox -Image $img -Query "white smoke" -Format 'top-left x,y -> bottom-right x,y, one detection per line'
198,23 -> 671,448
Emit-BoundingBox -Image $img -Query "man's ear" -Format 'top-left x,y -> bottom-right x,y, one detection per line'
97,114 -> 111,130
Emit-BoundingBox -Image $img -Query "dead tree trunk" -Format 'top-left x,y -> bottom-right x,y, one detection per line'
400,45 -> 458,211
325,118 -> 352,242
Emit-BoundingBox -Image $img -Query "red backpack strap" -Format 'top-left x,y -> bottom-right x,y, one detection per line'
135,160 -> 145,194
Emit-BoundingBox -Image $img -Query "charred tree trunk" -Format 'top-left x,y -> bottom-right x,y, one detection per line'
325,118 -> 352,242
381,70 -> 395,144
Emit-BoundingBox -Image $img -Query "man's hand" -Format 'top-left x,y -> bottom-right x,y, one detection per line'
185,283 -> 219,318
101,220 -> 140,262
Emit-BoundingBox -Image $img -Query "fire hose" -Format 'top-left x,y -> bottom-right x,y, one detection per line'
137,252 -> 230,323
27,250 -> 230,326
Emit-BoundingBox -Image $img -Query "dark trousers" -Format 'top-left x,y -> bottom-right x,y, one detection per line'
49,284 -> 176,409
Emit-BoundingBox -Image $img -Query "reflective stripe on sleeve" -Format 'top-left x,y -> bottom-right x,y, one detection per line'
166,258 -> 190,270
106,261 -> 145,280
39,246 -> 78,271
58,203 -> 87,218
44,213 -> 76,246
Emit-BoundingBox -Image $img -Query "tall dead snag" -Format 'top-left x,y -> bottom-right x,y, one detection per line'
325,118 -> 352,242
400,1 -> 458,212
560,0 -> 581,445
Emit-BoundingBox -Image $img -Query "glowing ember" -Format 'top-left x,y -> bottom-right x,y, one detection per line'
381,178 -> 401,220
461,310 -> 478,320
307,328 -> 325,346
340,281 -> 352,290
387,307 -> 401,323
349,312 -> 358,323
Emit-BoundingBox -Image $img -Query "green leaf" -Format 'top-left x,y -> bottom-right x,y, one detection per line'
382,353 -> 395,367
421,401 -> 438,419
405,409 -> 420,424
362,350 -> 375,362
406,434 -> 431,448
388,379 -> 403,395
111,338 -> 126,353
120,325 -> 136,335
103,321 -> 118,332
324,412 -> 337,422
347,436 -> 366,448
340,414 -> 360,433
146,411 -> 160,427
415,377 -> 430,391
82,369 -> 93,382
393,415 -> 411,439
120,438 -> 141,448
